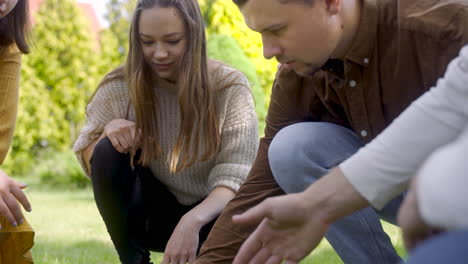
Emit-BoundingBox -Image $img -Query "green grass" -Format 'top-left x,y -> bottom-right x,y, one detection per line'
21,186 -> 405,263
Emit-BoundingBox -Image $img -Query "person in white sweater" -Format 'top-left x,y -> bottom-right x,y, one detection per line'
73,0 -> 258,263
231,45 -> 468,264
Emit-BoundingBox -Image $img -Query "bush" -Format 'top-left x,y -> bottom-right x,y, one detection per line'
34,150 -> 90,189
207,34 -> 267,134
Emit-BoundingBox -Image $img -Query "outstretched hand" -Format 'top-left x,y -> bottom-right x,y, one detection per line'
232,193 -> 330,264
0,169 -> 31,229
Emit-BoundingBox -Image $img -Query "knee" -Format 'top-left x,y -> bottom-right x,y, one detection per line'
92,137 -> 124,164
269,123 -> 312,168
269,122 -> 332,170
90,137 -> 129,181
268,122 -> 361,192
268,123 -> 325,190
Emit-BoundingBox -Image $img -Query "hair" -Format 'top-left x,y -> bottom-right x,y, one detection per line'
233,0 -> 314,7
126,0 -> 220,173
0,0 -> 31,54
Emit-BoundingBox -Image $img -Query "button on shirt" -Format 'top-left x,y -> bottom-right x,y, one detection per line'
341,45 -> 468,229
248,0 -> 468,194
193,0 -> 468,260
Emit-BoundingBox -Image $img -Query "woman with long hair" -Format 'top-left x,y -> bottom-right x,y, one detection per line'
73,0 -> 258,263
0,0 -> 34,263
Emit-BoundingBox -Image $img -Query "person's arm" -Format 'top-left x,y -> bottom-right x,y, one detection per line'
233,167 -> 368,264
340,44 -> 468,209
0,45 -> 21,164
73,80 -> 121,177
0,46 -> 32,228
397,126 -> 468,250
163,70 -> 259,264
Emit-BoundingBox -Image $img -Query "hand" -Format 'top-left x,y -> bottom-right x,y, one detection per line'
232,193 -> 329,264
397,184 -> 441,251
0,169 -> 31,229
104,119 -> 136,153
162,213 -> 202,264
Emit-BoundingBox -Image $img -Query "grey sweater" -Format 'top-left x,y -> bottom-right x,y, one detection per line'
73,65 -> 259,205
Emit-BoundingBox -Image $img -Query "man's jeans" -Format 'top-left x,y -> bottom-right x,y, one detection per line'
406,230 -> 468,263
268,122 -> 403,264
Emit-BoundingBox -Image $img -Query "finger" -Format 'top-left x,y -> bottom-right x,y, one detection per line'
108,135 -> 125,153
178,256 -> 188,264
284,260 -> 299,264
129,126 -> 137,142
233,200 -> 271,225
4,192 -> 24,225
11,184 -> 32,212
117,134 -> 131,152
0,199 -> 17,226
233,220 -> 265,264
265,255 -> 284,264
122,130 -> 134,152
249,247 -> 273,264
188,254 -> 196,264
161,254 -> 170,264
17,182 -> 28,189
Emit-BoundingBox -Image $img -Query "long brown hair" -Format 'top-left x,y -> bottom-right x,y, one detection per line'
127,0 -> 219,172
0,0 -> 31,53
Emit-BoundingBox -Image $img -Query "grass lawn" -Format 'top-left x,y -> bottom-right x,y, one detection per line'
21,186 -> 406,263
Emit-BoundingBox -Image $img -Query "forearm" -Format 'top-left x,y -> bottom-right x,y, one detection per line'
301,167 -> 370,224
0,46 -> 21,164
340,45 -> 468,209
0,79 -> 19,165
185,186 -> 236,229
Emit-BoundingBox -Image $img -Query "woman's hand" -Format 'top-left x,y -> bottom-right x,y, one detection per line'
104,119 -> 137,153
0,169 -> 31,229
162,213 -> 202,264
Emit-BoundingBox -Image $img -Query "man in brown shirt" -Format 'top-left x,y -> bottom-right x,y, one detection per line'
194,0 -> 468,263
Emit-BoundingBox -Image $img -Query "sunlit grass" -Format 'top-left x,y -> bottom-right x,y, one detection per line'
21,186 -> 405,264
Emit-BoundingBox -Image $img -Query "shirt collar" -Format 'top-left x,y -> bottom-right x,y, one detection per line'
345,0 -> 378,67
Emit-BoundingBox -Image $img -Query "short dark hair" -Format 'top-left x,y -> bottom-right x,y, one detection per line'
233,0 -> 314,7
0,0 -> 31,54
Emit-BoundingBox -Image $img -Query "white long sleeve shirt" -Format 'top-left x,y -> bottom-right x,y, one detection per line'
340,45 -> 468,230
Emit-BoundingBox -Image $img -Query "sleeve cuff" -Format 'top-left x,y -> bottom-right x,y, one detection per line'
208,163 -> 250,192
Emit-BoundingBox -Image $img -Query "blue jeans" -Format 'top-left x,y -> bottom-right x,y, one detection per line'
268,122 -> 403,264
406,230 -> 468,263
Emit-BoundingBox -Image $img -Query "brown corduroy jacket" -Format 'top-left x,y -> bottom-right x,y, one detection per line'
195,0 -> 468,263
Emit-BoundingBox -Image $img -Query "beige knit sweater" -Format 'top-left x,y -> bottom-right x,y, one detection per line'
73,64 -> 259,205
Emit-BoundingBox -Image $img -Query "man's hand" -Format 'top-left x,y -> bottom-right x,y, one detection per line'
397,178 -> 441,251
162,213 -> 202,264
0,169 -> 31,229
232,193 -> 329,264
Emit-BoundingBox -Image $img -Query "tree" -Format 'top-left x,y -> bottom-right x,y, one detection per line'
200,0 -> 278,101
207,34 -> 267,134
3,0 -> 101,175
99,0 -> 137,74
28,0 -> 100,136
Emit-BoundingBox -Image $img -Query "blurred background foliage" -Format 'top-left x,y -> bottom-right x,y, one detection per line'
3,0 -> 277,187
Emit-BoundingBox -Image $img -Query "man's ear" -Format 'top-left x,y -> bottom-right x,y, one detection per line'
325,0 -> 341,15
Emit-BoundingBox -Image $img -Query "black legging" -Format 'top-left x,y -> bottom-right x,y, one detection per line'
91,137 -> 216,264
